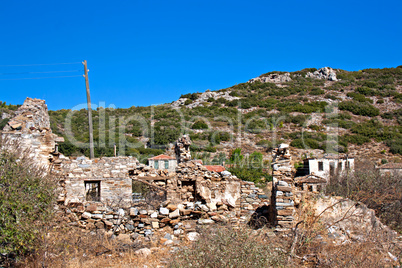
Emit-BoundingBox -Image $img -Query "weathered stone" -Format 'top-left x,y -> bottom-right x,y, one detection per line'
198,219 -> 214,225
277,186 -> 292,192
169,209 -> 180,219
81,212 -> 92,219
160,207 -> 169,215
166,204 -> 177,211
151,221 -> 159,229
95,221 -> 105,229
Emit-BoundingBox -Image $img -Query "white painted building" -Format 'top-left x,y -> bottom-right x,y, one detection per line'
303,156 -> 354,180
148,154 -> 177,172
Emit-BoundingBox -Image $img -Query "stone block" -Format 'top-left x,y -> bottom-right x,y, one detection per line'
160,207 -> 169,215
169,209 -> 180,219
277,186 -> 292,192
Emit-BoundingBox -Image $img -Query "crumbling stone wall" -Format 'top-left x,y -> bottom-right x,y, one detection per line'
271,144 -> 296,229
175,135 -> 191,163
55,156 -> 139,206
1,97 -> 62,168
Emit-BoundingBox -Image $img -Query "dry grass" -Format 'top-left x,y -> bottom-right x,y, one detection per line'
168,224 -> 287,268
290,196 -> 402,267
17,225 -> 172,268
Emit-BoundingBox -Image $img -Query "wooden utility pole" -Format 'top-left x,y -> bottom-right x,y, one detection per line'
83,60 -> 95,159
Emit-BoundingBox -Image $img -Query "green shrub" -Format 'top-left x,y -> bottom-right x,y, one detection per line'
356,86 -> 376,96
0,147 -> 56,257
290,138 -> 320,149
338,101 -> 380,117
184,99 -> 193,105
256,139 -> 273,149
309,87 -> 325,95
0,118 -> 9,130
308,124 -> 323,131
209,131 -> 231,145
191,120 -> 209,130
341,134 -> 370,145
322,118 -> 355,129
386,138 -> 402,154
346,92 -> 373,103
180,92 -> 199,100
153,127 -> 181,145
325,94 -> 338,100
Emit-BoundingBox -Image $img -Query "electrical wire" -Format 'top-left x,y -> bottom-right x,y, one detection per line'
0,75 -> 83,81
0,62 -> 82,67
0,70 -> 83,75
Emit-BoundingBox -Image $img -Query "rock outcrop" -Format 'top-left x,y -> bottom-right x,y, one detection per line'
171,91 -> 240,109
306,67 -> 338,81
249,72 -> 292,84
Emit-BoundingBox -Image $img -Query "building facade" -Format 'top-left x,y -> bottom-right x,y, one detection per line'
148,154 -> 177,172
303,156 -> 354,180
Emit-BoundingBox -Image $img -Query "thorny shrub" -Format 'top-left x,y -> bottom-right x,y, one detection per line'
168,224 -> 287,268
0,144 -> 57,265
325,160 -> 402,233
289,196 -> 401,267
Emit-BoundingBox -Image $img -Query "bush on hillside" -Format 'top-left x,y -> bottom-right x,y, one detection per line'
191,120 -> 208,130
338,101 -> 380,117
0,146 -> 56,260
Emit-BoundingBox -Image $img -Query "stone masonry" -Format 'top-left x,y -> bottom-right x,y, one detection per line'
271,143 -> 295,229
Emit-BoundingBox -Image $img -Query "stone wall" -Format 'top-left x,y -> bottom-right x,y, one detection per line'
271,144 -> 296,229
55,156 -> 139,206
1,97 -> 62,168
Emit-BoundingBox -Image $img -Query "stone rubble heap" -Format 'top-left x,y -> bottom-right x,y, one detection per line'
271,144 -> 295,229
306,67 -> 338,81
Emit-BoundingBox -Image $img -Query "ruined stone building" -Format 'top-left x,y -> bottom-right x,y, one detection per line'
377,162 -> 402,176
1,98 -> 273,236
4,97 -> 353,236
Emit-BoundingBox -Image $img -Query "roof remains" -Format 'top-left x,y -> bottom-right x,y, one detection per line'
204,165 -> 226,173
148,154 -> 176,160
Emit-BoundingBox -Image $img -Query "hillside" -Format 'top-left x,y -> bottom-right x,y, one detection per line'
2,66 -> 401,165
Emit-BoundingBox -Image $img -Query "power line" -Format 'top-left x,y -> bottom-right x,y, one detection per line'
0,62 -> 82,67
0,70 -> 83,76
0,75 -> 83,81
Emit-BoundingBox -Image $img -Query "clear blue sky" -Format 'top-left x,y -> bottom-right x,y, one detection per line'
1,0 -> 401,110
